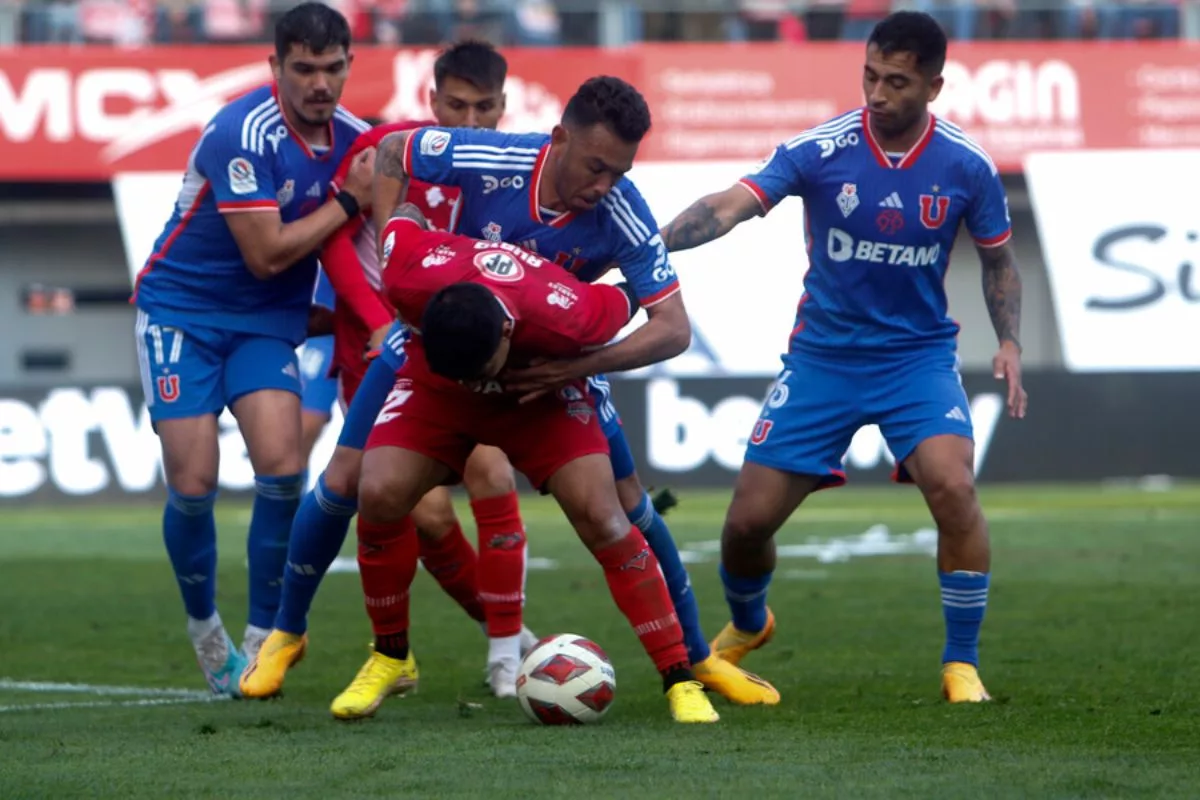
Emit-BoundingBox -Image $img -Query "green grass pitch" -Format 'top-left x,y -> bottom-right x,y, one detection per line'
1,484 -> 1198,798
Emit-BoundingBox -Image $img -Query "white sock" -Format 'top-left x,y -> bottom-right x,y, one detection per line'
488,634 -> 521,666
187,612 -> 223,644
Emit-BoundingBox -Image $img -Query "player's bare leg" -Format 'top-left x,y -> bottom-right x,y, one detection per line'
618,468 -> 779,705
463,445 -> 538,695
232,389 -> 307,663
330,446 -> 451,720
713,463 -> 823,667
300,408 -> 331,462
546,454 -> 718,723
157,415 -> 247,695
902,434 -> 992,703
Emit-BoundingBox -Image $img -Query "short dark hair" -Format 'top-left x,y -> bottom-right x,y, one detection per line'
421,283 -> 506,380
562,76 -> 652,144
868,11 -> 947,78
433,40 -> 508,92
274,2 -> 351,62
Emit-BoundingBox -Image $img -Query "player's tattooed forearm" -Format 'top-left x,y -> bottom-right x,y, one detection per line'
376,133 -> 409,180
661,200 -> 724,252
981,243 -> 1023,348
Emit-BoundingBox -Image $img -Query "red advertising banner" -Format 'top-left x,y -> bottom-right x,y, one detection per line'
2,42 -> 1199,179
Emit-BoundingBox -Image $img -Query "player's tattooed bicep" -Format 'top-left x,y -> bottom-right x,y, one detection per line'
660,198 -> 723,253
375,132 -> 411,180
978,241 -> 1023,348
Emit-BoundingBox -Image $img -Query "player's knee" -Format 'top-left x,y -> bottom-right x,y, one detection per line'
614,473 -> 645,514
411,493 -> 458,540
924,472 -> 979,526
168,473 -> 218,498
358,471 -> 410,522
463,448 -> 516,498
323,446 -> 362,498
572,495 -> 629,552
722,505 -> 774,547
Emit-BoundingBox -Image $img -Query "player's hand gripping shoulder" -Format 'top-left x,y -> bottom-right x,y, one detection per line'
978,240 -> 1027,419
659,183 -> 762,253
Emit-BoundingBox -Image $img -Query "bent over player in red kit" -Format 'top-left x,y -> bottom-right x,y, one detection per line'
336,201 -> 720,724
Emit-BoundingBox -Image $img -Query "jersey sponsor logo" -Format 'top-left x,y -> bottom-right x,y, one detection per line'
481,174 -> 526,195
474,251 -> 524,283
827,227 -> 941,267
836,182 -> 859,218
264,124 -> 288,153
419,129 -> 450,157
816,131 -> 860,159
227,157 -> 257,194
421,244 -> 455,268
276,178 -> 295,207
472,239 -> 544,267
547,281 -> 578,309
481,221 -> 503,243
919,194 -> 951,229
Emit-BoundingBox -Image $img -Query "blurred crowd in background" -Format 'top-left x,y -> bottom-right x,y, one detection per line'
3,0 -> 1188,47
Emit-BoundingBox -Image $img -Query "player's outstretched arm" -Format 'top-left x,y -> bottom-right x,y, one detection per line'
978,241 -> 1028,418
660,184 -> 762,253
372,131 -> 414,256
225,147 -> 375,279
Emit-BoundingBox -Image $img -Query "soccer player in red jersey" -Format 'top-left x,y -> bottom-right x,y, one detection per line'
241,41 -> 537,701
333,201 -> 718,724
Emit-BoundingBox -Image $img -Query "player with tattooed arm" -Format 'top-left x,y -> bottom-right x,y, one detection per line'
658,12 -> 1027,702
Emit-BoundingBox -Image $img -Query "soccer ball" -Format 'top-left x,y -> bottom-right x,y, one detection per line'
515,634 -> 616,725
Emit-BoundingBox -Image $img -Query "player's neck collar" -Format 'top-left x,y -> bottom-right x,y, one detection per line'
529,143 -> 576,229
270,83 -> 335,160
862,108 -> 936,170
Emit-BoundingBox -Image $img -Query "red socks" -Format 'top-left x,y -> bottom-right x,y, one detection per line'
470,492 -> 527,638
418,522 -> 485,623
594,526 -> 689,676
357,516 -> 419,659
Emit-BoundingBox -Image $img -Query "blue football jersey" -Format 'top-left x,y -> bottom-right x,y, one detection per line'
133,84 -> 368,345
402,127 -> 679,308
740,108 -> 1011,356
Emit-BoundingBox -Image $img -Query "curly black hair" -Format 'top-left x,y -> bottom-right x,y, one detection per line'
868,11 -> 948,78
562,76 -> 652,144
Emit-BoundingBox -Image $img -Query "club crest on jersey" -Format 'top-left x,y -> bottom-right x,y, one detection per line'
482,222 -> 503,243
749,419 -> 773,445
837,183 -> 859,218
475,251 -> 524,282
276,179 -> 295,207
919,194 -> 951,229
227,157 -> 257,195
559,384 -> 594,425
425,186 -> 446,208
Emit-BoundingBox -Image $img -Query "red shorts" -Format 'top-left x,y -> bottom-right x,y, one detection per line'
364,349 -> 609,490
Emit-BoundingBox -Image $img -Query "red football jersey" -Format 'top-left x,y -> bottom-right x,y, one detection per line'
320,121 -> 464,397
379,215 -> 634,380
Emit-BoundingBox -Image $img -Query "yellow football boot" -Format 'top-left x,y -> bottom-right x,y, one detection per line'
941,661 -> 991,703
238,630 -> 307,699
709,607 -> 776,667
666,679 -> 720,723
692,655 -> 781,705
330,648 -> 419,720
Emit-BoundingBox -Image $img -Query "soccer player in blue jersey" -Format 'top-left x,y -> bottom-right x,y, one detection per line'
659,12 -> 1027,703
299,269 -> 339,461
326,76 -> 779,715
130,2 -> 374,696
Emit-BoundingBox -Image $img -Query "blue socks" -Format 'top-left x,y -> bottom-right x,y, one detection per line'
940,570 -> 989,666
163,489 -> 219,621
274,473 -> 358,635
628,492 -> 710,664
246,474 -> 304,630
720,564 -> 772,634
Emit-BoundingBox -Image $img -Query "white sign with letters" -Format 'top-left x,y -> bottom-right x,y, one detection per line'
1025,149 -> 1200,372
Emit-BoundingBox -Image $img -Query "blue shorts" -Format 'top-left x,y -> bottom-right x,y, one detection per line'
135,309 -> 301,422
587,374 -> 622,439
299,335 -> 337,416
745,348 -> 974,487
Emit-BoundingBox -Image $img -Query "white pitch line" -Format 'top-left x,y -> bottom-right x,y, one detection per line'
0,696 -> 229,714
0,678 -> 214,699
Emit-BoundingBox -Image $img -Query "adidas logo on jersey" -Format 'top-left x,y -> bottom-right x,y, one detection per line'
306,182 -> 322,198
879,192 -> 904,209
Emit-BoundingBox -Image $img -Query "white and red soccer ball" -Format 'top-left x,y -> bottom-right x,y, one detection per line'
515,634 -> 616,725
